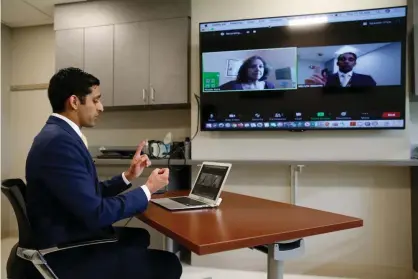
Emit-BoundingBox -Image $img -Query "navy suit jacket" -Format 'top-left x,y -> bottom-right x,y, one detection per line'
326,72 -> 376,87
25,116 -> 148,249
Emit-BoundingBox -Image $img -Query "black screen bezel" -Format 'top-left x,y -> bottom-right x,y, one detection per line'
198,5 -> 408,132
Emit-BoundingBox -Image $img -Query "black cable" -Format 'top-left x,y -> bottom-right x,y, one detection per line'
123,216 -> 134,227
190,93 -> 201,141
167,94 -> 200,171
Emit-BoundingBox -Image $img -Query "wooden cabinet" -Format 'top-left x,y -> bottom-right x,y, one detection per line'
55,17 -> 189,107
149,18 -> 189,105
84,25 -> 114,107
114,22 -> 150,106
55,28 -> 84,71
114,18 -> 189,106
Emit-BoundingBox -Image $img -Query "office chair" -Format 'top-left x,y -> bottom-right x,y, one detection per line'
1,179 -> 118,279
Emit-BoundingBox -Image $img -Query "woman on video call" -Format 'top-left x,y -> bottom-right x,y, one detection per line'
219,55 -> 275,90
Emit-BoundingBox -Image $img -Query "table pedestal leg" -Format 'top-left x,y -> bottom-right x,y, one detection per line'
164,236 -> 174,252
268,244 -> 284,279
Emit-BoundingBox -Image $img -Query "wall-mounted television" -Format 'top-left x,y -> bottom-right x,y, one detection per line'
411,0 -> 418,99
199,6 -> 407,131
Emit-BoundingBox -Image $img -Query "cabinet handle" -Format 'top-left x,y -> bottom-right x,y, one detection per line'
142,89 -> 147,102
151,87 -> 155,101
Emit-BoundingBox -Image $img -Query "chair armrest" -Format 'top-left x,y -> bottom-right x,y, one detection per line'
39,237 -> 118,256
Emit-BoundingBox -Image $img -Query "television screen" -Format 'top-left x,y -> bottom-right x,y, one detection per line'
199,6 -> 407,131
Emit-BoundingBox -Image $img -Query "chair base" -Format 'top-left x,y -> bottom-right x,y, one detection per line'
17,247 -> 59,279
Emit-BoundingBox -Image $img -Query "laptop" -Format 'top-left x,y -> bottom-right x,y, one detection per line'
150,162 -> 232,211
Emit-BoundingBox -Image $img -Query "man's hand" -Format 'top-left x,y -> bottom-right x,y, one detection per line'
124,140 -> 151,182
145,168 -> 170,194
308,74 -> 327,86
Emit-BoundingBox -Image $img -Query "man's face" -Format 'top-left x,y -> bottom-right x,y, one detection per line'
78,85 -> 103,128
337,53 -> 356,73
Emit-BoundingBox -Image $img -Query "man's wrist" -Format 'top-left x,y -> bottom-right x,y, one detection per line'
141,185 -> 151,201
145,181 -> 153,194
123,171 -> 135,183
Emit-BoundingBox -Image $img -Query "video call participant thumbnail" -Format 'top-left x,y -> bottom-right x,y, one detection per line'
308,52 -> 376,87
219,56 -> 275,90
197,173 -> 222,188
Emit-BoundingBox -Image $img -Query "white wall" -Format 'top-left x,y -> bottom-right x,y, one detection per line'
355,43 -> 402,86
9,25 -> 55,181
1,24 -> 12,237
190,0 -> 414,278
54,0 -> 190,30
410,102 -> 418,144
1,25 -> 56,238
2,25 -> 12,181
11,25 -> 55,86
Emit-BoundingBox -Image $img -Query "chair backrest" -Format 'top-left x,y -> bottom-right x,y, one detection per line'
1,178 -> 35,249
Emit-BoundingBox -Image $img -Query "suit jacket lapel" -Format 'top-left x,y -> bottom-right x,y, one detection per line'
331,74 -> 340,86
349,73 -> 358,86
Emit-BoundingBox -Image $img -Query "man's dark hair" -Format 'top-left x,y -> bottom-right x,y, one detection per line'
337,52 -> 357,61
236,55 -> 270,83
48,67 -> 100,113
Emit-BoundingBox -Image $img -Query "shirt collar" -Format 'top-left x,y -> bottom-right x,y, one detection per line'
338,71 -> 353,77
51,113 -> 83,139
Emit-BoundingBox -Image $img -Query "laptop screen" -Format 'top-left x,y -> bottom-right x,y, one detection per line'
191,164 -> 230,200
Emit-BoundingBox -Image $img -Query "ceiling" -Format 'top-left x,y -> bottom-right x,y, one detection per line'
1,0 -> 87,27
297,43 -> 391,63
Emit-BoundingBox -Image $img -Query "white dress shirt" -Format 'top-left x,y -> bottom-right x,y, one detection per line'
338,71 -> 353,87
51,113 -> 151,200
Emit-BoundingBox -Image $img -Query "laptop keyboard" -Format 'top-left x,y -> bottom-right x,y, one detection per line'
169,197 -> 207,206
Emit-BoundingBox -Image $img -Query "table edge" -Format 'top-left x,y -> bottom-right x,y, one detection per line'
136,215 -> 363,255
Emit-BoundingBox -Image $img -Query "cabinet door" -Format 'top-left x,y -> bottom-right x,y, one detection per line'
55,28 -> 84,71
114,22 -> 150,106
149,18 -> 189,105
84,25 -> 114,107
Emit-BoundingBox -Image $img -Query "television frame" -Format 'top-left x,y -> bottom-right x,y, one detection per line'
198,6 -> 408,131
409,0 -> 418,101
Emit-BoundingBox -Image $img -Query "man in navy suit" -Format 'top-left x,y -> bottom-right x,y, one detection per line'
308,52 -> 377,87
25,68 -> 182,279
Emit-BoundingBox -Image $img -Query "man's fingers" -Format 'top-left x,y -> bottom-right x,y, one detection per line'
136,140 -> 147,153
133,140 -> 147,159
159,168 -> 169,176
136,154 -> 151,168
311,75 -> 325,85
137,155 -> 146,164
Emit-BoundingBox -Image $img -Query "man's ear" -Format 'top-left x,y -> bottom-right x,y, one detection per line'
68,95 -> 79,111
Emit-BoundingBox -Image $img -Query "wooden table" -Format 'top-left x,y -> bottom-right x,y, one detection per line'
137,191 -> 363,279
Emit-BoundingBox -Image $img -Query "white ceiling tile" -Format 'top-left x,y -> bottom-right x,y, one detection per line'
1,0 -> 88,27
25,0 -> 87,16
1,0 -> 53,27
